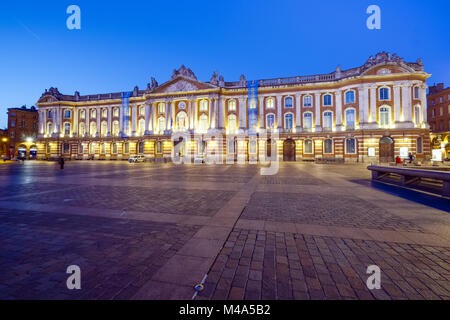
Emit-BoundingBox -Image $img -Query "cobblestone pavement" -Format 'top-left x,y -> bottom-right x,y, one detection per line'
0,161 -> 448,300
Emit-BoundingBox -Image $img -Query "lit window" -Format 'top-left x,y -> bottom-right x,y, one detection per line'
228,114 -> 237,131
155,141 -> 162,154
79,123 -> 85,136
379,106 -> 391,126
102,109 -> 107,118
101,121 -> 108,137
284,97 -> 293,108
90,122 -> 97,137
113,108 -> 119,117
89,143 -> 95,154
416,137 -> 423,154
176,112 -> 187,131
112,121 -> 119,136
323,94 -> 332,106
80,110 -> 85,119
199,100 -> 208,112
228,100 -> 236,112
64,122 -> 71,135
345,109 -> 355,129
303,112 -> 313,130
138,119 -> 145,135
266,114 -> 275,129
199,114 -> 208,131
323,111 -> 333,130
91,109 -> 96,118
324,139 -> 333,154
345,91 -> 355,104
112,143 -> 117,154
124,142 -> 129,154
140,106 -> 145,116
414,106 -> 421,126
158,103 -> 165,113
158,117 -> 166,132
345,138 -> 356,154
100,143 -> 105,154
266,98 -> 274,109
284,113 -> 293,130
304,139 -> 313,154
379,87 -> 390,100
414,87 -> 420,99
303,95 -> 312,107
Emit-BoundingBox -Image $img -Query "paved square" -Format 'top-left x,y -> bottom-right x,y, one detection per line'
0,161 -> 449,300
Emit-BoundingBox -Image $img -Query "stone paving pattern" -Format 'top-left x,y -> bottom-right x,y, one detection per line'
0,161 -> 449,300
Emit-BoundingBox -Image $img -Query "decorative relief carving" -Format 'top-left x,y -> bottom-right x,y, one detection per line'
164,80 -> 199,93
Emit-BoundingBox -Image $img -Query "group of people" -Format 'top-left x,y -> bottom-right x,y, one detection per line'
395,153 -> 415,165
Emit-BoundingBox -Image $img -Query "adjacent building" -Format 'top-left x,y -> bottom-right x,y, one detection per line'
0,129 -> 8,159
428,83 -> 450,161
7,106 -> 39,159
35,52 -> 431,163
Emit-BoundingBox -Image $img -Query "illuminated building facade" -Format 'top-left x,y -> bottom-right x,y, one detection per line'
428,83 -> 450,161
35,52 -> 431,163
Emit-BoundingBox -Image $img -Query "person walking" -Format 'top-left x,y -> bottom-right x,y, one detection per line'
59,156 -> 65,170
408,152 -> 414,164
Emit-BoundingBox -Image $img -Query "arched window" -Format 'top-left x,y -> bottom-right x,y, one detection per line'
379,106 -> 391,126
284,113 -> 293,130
100,143 -> 106,154
323,94 -> 332,106
324,139 -> 333,154
345,91 -> 355,104
345,109 -> 356,129
138,119 -> 145,135
113,108 -> 119,117
158,103 -> 165,113
417,137 -> 423,154
228,100 -> 236,112
64,122 -> 71,135
379,87 -> 390,100
101,121 -> 108,137
414,105 -> 421,126
266,98 -> 274,110
79,123 -> 85,136
199,114 -> 209,132
304,139 -> 313,154
228,114 -> 237,132
138,142 -> 144,154
89,143 -> 95,154
124,142 -> 129,154
112,121 -> 119,136
303,112 -> 313,130
199,100 -> 208,112
158,116 -> 166,132
155,141 -> 162,154
47,122 -> 53,134
345,138 -> 356,154
303,95 -> 312,107
284,97 -> 293,108
266,114 -> 275,129
90,122 -> 97,137
112,143 -> 117,154
176,112 -> 187,131
64,110 -> 71,118
323,111 -> 333,130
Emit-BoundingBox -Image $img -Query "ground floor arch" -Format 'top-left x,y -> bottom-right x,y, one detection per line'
379,136 -> 394,163
283,139 -> 296,161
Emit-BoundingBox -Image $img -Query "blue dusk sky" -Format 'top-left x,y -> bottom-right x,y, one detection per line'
0,0 -> 449,128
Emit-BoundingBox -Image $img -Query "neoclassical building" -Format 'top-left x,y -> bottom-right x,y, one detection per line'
35,52 -> 431,163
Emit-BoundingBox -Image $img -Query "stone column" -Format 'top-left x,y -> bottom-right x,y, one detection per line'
149,103 -> 154,132
218,97 -> 224,129
96,107 -> 100,137
358,87 -> 369,126
144,103 -> 150,134
239,97 -> 245,129
295,94 -> 301,131
369,85 -> 377,124
394,84 -> 401,123
188,100 -> 193,129
259,96 -> 264,129
420,85 -> 428,127
73,107 -> 78,136
276,95 -> 282,129
209,98 -> 215,129
85,108 -> 90,137
170,101 -> 174,130
107,107 -> 112,136
401,84 -> 413,125
131,105 -> 137,136
314,93 -> 321,131
335,91 -> 342,130
193,99 -> 198,130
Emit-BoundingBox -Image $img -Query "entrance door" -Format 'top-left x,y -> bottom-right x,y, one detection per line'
283,139 -> 296,162
379,137 -> 394,163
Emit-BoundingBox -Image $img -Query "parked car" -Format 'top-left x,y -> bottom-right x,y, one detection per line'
128,155 -> 145,163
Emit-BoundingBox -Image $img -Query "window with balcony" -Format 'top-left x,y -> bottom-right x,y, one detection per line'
345,109 -> 356,129
284,113 -> 293,130
266,114 -> 275,129
379,106 -> 391,127
323,111 -> 333,131
303,112 -> 313,130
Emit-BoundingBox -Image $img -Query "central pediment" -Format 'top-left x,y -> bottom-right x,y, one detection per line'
151,77 -> 216,94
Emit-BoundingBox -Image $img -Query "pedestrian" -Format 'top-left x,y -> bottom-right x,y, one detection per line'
408,152 -> 414,164
395,155 -> 402,165
59,157 -> 65,170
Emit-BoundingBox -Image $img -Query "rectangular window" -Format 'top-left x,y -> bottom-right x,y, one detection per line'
304,140 -> 313,154
324,139 -> 333,154
417,137 -> 423,154
345,139 -> 356,154
323,95 -> 332,106
303,96 -> 312,107
413,87 -> 420,99
440,107 -> 443,116
11,120 -> 15,128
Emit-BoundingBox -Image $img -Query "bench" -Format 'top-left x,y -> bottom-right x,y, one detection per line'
368,165 -> 450,197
